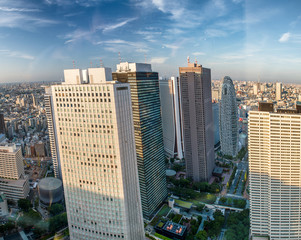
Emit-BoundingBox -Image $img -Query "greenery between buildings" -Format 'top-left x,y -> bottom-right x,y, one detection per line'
219,197 -> 246,209
203,210 -> 225,238
225,209 -> 249,240
154,232 -> 172,240
227,166 -> 237,189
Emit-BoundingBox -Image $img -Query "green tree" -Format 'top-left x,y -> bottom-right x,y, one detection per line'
196,230 -> 208,240
18,199 -> 32,212
196,204 -> 205,212
49,203 -> 64,216
49,212 -> 68,233
220,197 -> 227,204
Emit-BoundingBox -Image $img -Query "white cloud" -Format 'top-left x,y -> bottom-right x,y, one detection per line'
279,32 -> 291,42
193,52 -> 206,56
163,44 -> 179,49
0,7 -> 40,12
205,29 -> 227,37
150,57 -> 168,64
0,49 -> 34,60
101,18 -> 137,32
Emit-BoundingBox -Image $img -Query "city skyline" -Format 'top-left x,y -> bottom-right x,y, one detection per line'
0,0 -> 301,83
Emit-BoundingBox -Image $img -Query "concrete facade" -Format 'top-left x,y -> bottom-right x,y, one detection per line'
46,68 -> 144,240
179,63 -> 215,182
249,106 -> 301,239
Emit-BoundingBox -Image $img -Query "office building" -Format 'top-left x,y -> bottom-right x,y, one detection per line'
212,102 -> 220,148
219,76 -> 238,157
0,143 -> 29,200
249,102 -> 301,239
113,62 -> 167,219
0,113 -> 4,135
276,82 -> 282,100
46,67 -> 144,239
45,90 -> 62,179
159,77 -> 183,159
179,62 -> 215,182
253,83 -> 259,95
0,193 -> 8,216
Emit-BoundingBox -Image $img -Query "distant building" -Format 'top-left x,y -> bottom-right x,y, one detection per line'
212,102 -> 220,148
179,62 -> 215,182
46,67 -> 144,239
212,88 -> 220,102
159,78 -> 183,159
0,144 -> 29,200
276,82 -> 282,100
253,83 -> 259,95
113,62 -> 167,220
34,142 -> 46,157
219,76 -> 238,157
249,102 -> 301,239
0,114 -> 4,135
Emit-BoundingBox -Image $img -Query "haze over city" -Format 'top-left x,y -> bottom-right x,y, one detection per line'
0,0 -> 301,83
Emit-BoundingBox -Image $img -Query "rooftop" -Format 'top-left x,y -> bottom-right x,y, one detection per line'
162,221 -> 187,236
174,199 -> 193,209
0,143 -> 19,153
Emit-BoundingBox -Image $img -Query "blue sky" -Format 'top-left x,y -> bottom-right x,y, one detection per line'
0,0 -> 301,83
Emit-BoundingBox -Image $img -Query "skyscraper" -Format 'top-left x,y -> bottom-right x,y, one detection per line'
0,113 -> 5,135
249,102 -> 301,239
276,82 -> 282,100
113,62 -> 167,220
46,67 -> 144,240
212,102 -> 220,148
159,77 -> 184,159
179,62 -> 215,182
219,76 -> 238,157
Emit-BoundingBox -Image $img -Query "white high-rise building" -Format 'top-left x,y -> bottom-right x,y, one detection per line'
276,82 -> 282,100
253,83 -> 259,95
46,67 -> 144,240
249,102 -> 301,239
159,77 -> 183,159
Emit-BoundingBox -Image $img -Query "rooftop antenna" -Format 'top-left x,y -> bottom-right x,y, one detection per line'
144,54 -> 147,63
118,52 -> 121,63
72,60 -> 75,69
100,59 -> 103,67
187,56 -> 190,64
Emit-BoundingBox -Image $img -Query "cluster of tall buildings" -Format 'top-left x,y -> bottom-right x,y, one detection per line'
45,60 -> 226,239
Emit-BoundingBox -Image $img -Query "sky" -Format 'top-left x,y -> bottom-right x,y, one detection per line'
0,0 -> 301,83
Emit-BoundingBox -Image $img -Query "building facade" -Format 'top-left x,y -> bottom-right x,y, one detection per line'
159,78 -> 184,159
276,82 -> 282,101
179,62 -> 215,182
0,144 -> 29,200
46,67 -> 144,240
212,102 -> 220,148
113,62 -> 167,219
0,114 -> 4,135
249,103 -> 301,239
219,76 -> 238,157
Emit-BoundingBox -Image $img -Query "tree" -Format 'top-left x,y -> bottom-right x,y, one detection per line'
49,203 -> 64,216
197,216 -> 203,224
190,225 -> 198,235
18,199 -> 32,212
172,164 -> 182,172
220,197 -> 227,204
18,210 -> 42,229
196,204 -> 205,212
196,230 -> 208,240
49,212 -> 68,233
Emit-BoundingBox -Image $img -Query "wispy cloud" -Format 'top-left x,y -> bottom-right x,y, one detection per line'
0,7 -> 40,12
96,39 -> 149,53
0,49 -> 34,60
279,32 -> 291,42
279,32 -> 301,43
150,57 -> 168,64
193,52 -> 206,56
205,29 -> 227,37
101,18 -> 137,32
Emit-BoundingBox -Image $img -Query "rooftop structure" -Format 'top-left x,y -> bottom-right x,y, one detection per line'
155,220 -> 187,240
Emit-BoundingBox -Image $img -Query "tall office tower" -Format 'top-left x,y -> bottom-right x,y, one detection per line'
32,94 -> 38,108
0,143 -> 29,200
179,62 -> 215,182
219,76 -> 238,157
0,113 -> 4,134
212,102 -> 220,148
159,78 -> 183,159
45,89 -> 62,179
276,82 -> 282,100
46,67 -> 144,240
253,83 -> 259,95
249,102 -> 301,239
113,62 -> 167,219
